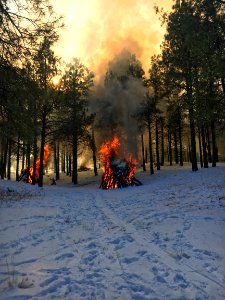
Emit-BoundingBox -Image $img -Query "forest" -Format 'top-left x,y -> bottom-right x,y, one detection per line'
0,0 -> 225,187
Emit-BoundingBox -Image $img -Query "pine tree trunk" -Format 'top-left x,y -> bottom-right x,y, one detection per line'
168,127 -> 172,166
206,126 -> 212,163
155,119 -> 160,170
72,132 -> 78,184
92,127 -> 98,176
69,155 -> 72,176
201,125 -> 208,168
32,137 -> 38,185
66,153 -> 69,175
187,82 -> 198,171
174,130 -> 179,164
141,134 -> 146,172
38,111 -> 47,187
178,119 -> 183,166
221,78 -> 225,94
145,148 -> 148,164
22,142 -> 25,170
56,142 -> 60,180
0,138 -> 4,179
16,137 -> 20,181
211,120 -> 217,167
161,121 -> 164,166
198,126 -> 203,168
188,109 -> 198,171
62,149 -> 66,173
1,138 -> 9,179
7,139 -> 12,180
148,122 -> 154,175
26,144 -> 31,170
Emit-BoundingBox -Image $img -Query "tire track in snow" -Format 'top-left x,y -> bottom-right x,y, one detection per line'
94,191 -> 225,296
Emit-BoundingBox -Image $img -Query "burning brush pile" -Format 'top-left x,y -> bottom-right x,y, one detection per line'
19,145 -> 51,183
99,136 -> 142,189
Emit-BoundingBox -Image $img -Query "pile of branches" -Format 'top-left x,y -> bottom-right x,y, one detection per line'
100,158 -> 142,190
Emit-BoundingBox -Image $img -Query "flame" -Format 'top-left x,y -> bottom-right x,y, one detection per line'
99,135 -> 137,189
28,145 -> 51,183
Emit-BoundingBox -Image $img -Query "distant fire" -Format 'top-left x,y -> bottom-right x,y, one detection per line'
98,135 -> 141,189
19,145 -> 51,183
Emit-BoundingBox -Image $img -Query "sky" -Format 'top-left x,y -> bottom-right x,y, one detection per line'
52,0 -> 173,80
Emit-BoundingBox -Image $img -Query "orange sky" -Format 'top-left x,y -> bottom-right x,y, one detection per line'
53,0 -> 173,79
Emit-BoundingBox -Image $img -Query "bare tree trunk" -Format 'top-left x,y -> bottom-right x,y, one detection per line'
148,122 -> 154,175
201,125 -> 208,168
198,126 -> 203,168
141,134 -> 146,172
206,126 -> 212,163
155,119 -> 160,170
22,142 -> 25,170
38,111 -> 47,187
174,130 -> 179,164
7,139 -> 12,180
72,132 -> 78,184
168,127 -> 172,166
178,118 -> 183,166
26,144 -> 31,171
161,120 -> 164,166
32,137 -> 38,185
69,154 -> 72,176
187,82 -> 198,171
16,137 -> 20,181
91,127 -> 98,176
211,120 -> 217,167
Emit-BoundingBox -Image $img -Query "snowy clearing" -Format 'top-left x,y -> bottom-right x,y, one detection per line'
0,164 -> 225,300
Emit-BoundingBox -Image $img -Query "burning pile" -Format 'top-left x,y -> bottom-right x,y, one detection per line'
99,136 -> 142,189
19,145 -> 51,183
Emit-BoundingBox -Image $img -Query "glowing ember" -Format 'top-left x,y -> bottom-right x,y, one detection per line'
98,136 -> 141,189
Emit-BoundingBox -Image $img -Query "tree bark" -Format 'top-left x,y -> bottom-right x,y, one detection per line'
148,122 -> 154,175
141,134 -> 146,172
91,127 -> 98,176
7,139 -> 12,180
178,118 -> 183,166
168,127 -> 172,166
72,131 -> 78,184
32,136 -> 38,185
211,120 -> 217,167
2,138 -> 8,179
186,80 -> 198,171
38,111 -> 47,187
201,125 -> 208,168
206,126 -> 212,163
161,120 -> 164,166
198,126 -> 203,168
174,130 -> 179,164
16,137 -> 20,181
155,118 -> 160,170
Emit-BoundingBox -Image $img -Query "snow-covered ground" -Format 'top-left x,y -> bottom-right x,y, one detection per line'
0,164 -> 225,300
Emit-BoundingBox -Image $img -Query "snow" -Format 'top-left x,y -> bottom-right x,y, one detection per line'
0,164 -> 225,300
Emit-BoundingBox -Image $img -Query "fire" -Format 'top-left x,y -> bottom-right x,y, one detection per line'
28,145 -> 51,183
99,135 -> 140,189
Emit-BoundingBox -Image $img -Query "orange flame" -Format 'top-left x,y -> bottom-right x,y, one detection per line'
99,135 -> 137,189
28,145 -> 51,183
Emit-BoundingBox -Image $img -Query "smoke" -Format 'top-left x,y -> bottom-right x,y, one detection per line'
90,50 -> 147,159
53,0 -> 173,79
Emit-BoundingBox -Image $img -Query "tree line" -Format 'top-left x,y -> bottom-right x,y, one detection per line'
0,0 -> 224,186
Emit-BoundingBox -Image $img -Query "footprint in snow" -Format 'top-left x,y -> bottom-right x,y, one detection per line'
173,273 -> 188,288
55,253 -> 75,261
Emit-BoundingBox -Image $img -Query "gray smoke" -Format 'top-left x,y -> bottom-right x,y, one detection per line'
90,50 -> 147,159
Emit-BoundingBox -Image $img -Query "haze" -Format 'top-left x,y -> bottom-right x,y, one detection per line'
53,0 -> 173,79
